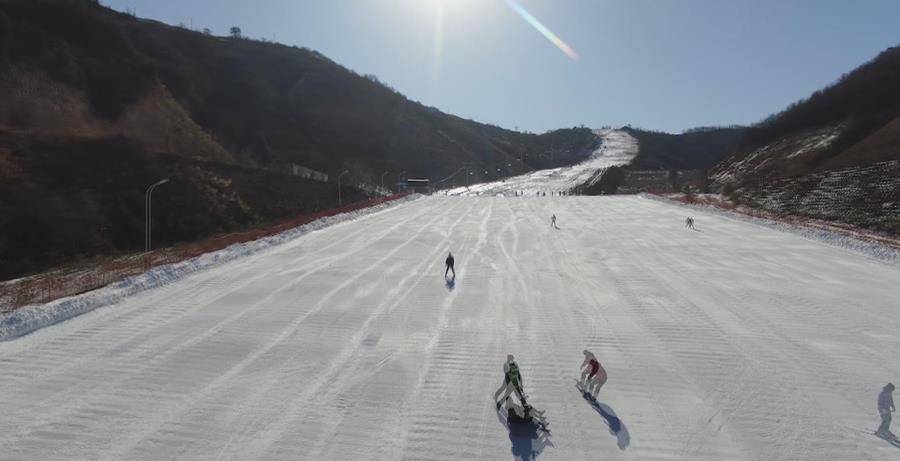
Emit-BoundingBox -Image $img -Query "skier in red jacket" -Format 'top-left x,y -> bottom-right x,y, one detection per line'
580,350 -> 607,398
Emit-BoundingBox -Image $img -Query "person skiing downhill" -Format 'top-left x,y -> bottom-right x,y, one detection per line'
685,216 -> 695,230
580,350 -> 607,397
445,252 -> 455,279
877,383 -> 896,439
550,214 -> 559,229
494,354 -> 526,409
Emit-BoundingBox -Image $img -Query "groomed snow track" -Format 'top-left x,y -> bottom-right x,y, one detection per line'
1,195 -> 899,460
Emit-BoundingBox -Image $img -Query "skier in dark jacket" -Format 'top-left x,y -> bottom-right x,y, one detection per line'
445,252 -> 455,279
877,383 -> 896,439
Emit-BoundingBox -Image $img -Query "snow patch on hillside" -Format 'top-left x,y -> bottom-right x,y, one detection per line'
713,126 -> 842,183
786,127 -> 841,158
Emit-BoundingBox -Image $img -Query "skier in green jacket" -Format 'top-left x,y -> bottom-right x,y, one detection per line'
494,354 -> 526,409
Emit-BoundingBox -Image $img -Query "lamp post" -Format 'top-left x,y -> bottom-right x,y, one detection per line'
145,178 -> 169,252
397,170 -> 406,192
338,170 -> 349,207
380,171 -> 390,195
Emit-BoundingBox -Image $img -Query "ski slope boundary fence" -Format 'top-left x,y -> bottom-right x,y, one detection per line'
0,193 -> 412,313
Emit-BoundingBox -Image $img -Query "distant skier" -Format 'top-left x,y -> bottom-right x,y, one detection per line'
550,214 -> 559,229
877,383 -> 896,439
685,216 -> 695,230
579,350 -> 607,398
494,354 -> 526,408
445,252 -> 455,279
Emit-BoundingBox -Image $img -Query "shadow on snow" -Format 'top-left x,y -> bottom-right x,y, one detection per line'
577,383 -> 630,450
495,399 -> 553,460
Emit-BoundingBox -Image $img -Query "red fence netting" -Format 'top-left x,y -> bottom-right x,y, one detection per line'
0,193 -> 411,313
657,193 -> 900,250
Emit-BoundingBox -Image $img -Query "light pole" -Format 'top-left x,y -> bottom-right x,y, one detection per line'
380,171 -> 390,195
397,170 -> 406,192
145,178 -> 169,252
338,170 -> 349,207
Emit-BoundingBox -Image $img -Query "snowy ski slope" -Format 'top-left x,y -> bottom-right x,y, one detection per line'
1,195 -> 899,460
445,129 -> 637,197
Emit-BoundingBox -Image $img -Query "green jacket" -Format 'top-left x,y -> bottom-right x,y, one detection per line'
505,361 -> 522,386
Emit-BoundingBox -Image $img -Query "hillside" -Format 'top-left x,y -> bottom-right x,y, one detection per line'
572,127 -> 743,195
0,0 -> 596,280
623,126 -> 745,171
712,46 -> 900,233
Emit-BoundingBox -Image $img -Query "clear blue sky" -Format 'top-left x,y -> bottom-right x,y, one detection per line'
105,0 -> 900,134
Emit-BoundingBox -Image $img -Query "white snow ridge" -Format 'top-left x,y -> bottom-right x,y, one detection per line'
2,158 -> 900,459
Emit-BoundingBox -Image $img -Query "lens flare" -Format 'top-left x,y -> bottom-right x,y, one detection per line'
505,0 -> 579,61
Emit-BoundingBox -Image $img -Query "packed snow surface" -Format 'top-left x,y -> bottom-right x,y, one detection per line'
0,194 -> 422,341
445,129 -> 637,196
2,195 -> 899,460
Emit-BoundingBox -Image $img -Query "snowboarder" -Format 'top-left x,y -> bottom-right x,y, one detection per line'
494,354 -> 526,408
580,350 -> 607,397
550,214 -> 559,229
445,252 -> 455,279
877,383 -> 896,439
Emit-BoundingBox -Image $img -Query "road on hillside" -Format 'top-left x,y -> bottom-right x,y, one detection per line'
1,196 -> 899,460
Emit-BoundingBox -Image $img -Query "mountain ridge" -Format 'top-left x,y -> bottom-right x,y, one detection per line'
0,0 -> 598,279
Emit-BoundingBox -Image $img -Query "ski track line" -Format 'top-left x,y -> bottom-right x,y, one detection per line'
0,198 -> 437,449
0,198 -> 441,458
400,198 -> 513,461
238,198 -> 480,460
2,196 -> 900,460
0,198 -> 432,386
0,196 -> 424,343
389,197 -> 494,461
95,198 -> 471,460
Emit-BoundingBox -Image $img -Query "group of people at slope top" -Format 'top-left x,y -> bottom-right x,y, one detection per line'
493,351 -> 607,429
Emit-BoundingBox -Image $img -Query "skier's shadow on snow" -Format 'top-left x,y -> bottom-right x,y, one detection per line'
495,401 -> 553,460
578,386 -> 630,450
445,275 -> 455,291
